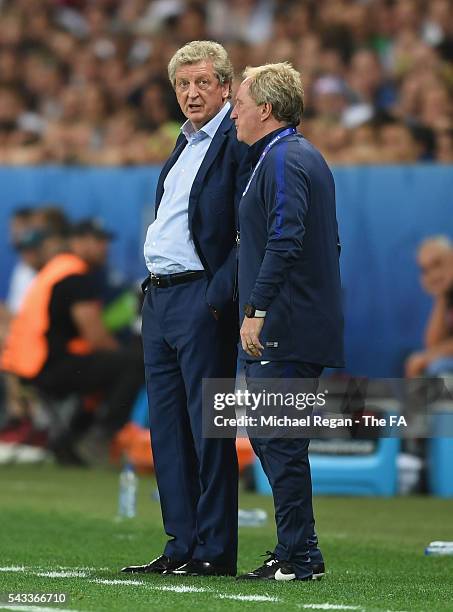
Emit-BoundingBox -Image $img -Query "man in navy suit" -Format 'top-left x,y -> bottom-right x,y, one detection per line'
231,63 -> 344,581
121,41 -> 247,577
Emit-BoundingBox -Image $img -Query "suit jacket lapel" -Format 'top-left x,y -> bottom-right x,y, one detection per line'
188,114 -> 232,225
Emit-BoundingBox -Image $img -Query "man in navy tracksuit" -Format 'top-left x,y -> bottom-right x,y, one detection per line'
122,41 -> 248,578
231,62 -> 344,581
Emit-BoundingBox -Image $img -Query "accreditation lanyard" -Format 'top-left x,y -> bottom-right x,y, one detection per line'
242,127 -> 297,198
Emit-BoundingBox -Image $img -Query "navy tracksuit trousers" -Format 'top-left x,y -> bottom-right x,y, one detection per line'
142,277 -> 238,569
244,360 -> 324,579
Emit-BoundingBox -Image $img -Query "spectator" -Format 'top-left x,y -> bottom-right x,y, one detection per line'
347,49 -> 396,112
312,76 -> 348,123
2,204 -> 67,325
405,236 -> 453,378
4,208 -> 40,315
0,205 -> 71,424
379,121 -> 422,162
208,0 -> 274,45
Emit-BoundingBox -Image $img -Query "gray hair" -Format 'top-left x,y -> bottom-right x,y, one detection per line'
243,62 -> 304,125
168,40 -> 233,93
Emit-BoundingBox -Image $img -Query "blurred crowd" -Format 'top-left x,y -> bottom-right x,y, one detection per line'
0,0 -> 452,165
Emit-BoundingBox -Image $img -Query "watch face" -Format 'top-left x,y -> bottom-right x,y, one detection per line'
244,304 -> 254,318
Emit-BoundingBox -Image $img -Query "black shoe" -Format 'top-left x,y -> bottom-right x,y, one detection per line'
237,551 -> 311,581
121,555 -> 183,574
166,559 -> 236,577
312,562 -> 325,580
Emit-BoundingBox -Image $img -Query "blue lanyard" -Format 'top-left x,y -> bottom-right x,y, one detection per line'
242,127 -> 297,197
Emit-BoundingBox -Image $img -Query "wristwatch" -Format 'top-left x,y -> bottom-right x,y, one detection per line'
244,303 -> 267,318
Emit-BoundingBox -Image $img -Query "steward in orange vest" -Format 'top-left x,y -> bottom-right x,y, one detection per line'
1,253 -> 93,379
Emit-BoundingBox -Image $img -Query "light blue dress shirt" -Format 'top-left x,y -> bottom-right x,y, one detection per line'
144,102 -> 231,275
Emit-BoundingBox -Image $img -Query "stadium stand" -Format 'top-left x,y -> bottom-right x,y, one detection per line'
0,0 -> 452,165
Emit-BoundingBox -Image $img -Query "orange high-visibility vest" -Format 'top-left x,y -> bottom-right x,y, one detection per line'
1,253 -> 93,378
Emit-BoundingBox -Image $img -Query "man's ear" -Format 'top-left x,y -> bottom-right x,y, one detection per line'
222,82 -> 231,100
260,102 -> 273,122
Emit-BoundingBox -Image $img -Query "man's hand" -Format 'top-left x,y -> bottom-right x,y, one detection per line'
71,301 -> 119,351
240,317 -> 265,358
405,351 -> 430,378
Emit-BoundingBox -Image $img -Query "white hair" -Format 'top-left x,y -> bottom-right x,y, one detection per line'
243,62 -> 304,125
168,40 -> 233,93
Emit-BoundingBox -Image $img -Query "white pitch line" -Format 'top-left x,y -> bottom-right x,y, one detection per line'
157,585 -> 208,593
218,594 -> 281,602
90,581 -> 279,600
89,580 -> 207,593
90,578 -> 145,586
0,566 -> 206,592
89,579 -> 276,599
36,571 -> 88,578
57,566 -> 105,571
301,605 -> 363,611
0,566 -> 107,578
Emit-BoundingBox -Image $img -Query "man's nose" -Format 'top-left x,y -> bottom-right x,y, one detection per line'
187,82 -> 199,98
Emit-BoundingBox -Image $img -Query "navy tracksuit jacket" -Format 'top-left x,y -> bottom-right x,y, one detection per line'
238,127 -> 344,367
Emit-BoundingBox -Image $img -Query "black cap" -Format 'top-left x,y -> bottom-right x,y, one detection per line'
70,219 -> 115,240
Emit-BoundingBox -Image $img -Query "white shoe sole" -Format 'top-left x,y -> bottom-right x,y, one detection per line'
275,568 -> 296,581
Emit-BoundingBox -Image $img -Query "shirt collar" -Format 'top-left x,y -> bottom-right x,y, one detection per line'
181,101 -> 231,144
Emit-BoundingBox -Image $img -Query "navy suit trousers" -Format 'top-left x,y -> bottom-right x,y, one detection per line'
244,360 -> 324,579
142,277 -> 238,568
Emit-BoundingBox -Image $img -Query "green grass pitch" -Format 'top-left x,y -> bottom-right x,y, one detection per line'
1,464 -> 453,611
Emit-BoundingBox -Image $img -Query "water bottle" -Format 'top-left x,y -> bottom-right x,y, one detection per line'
425,541 -> 453,556
118,463 -> 138,518
238,508 -> 268,527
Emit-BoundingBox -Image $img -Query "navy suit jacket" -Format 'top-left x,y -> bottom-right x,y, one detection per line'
154,113 -> 248,315
238,128 -> 345,367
